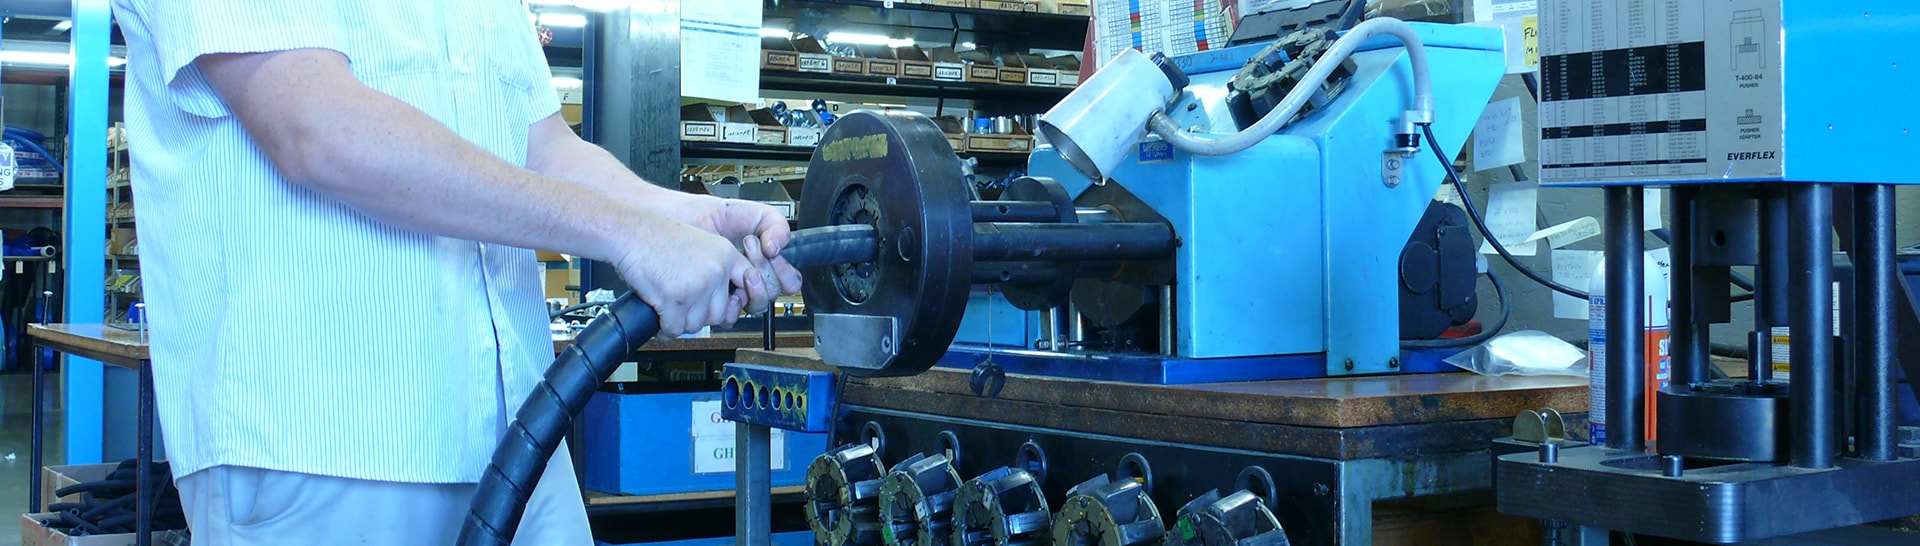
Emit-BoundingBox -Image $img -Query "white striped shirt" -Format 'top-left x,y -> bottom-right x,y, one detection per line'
111,0 -> 563,483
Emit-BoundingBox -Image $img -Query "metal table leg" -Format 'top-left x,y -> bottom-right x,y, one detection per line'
736,422 -> 772,546
136,360 -> 153,546
29,315 -> 46,513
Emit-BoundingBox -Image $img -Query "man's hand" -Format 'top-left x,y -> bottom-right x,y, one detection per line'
674,195 -> 805,308
523,114 -> 804,311
613,217 -> 765,340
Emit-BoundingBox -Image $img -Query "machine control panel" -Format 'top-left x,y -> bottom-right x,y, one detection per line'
1538,0 -> 1783,184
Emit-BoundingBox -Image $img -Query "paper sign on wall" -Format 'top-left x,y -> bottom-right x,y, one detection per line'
1643,189 -> 1666,232
1478,181 -> 1539,256
680,0 -> 763,103
1473,97 -> 1526,172
1552,250 -> 1602,319
690,400 -> 787,474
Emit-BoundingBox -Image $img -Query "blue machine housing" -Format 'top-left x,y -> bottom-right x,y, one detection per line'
943,23 -> 1506,383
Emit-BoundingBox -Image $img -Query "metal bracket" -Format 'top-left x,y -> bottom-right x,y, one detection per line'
815,313 -> 900,374
1381,151 -> 1407,188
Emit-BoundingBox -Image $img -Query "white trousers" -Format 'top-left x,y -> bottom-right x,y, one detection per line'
176,444 -> 591,545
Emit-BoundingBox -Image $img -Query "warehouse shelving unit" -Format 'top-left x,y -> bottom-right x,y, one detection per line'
103,123 -> 139,326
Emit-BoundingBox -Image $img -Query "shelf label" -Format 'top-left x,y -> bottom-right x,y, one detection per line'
691,399 -> 786,474
886,77 -> 898,85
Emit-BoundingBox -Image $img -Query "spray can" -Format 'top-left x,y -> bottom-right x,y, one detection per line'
1587,249 -> 1672,446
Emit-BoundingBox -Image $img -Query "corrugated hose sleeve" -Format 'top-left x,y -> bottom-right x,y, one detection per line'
456,225 -> 865,546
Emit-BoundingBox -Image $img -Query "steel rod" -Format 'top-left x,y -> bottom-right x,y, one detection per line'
1856,184 -> 1896,461
972,223 -> 1177,262
1670,185 -> 1708,386
1604,187 -> 1647,451
736,422 -> 772,546
1753,194 -> 1789,384
136,362 -> 154,546
1788,183 -> 1836,469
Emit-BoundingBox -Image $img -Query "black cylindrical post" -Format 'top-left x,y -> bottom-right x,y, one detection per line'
1605,187 -> 1647,451
1856,184 -> 1897,461
1788,183 -> 1836,469
1754,194 -> 1789,383
1670,186 -> 1708,386
972,223 -> 1177,262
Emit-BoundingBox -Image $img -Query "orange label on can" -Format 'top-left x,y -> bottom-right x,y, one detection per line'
1645,328 -> 1671,443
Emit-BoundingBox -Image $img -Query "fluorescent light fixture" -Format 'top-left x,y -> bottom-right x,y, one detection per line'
537,12 -> 588,27
50,20 -> 74,33
960,41 -> 977,49
826,32 -> 914,48
525,0 -> 573,4
108,56 -> 127,67
0,51 -> 75,67
760,27 -> 791,38
552,76 -> 584,89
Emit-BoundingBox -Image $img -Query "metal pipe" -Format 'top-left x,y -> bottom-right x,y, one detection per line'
1758,194 -> 1790,329
1159,285 -> 1175,356
1788,183 -> 1836,469
972,223 -> 1177,262
1068,302 -> 1086,348
1604,187 -> 1647,451
1039,307 -> 1057,351
1670,186 -> 1708,386
1856,184 -> 1897,461
735,422 -> 772,546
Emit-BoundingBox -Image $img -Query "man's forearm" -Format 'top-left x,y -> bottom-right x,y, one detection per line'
524,118 -> 708,224
202,50 -> 658,265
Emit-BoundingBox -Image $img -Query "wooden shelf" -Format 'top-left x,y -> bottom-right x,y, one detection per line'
0,196 -> 64,209
579,486 -> 798,507
760,71 -> 1070,109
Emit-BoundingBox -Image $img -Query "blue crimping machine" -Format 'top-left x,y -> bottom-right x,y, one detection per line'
930,22 -> 1510,384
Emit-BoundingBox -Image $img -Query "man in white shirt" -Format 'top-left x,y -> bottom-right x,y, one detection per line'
109,1 -> 802,543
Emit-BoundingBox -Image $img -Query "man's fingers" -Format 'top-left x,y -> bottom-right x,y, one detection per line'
770,257 -> 803,295
755,208 -> 792,256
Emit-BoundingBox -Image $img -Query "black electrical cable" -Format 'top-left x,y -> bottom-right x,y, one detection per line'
1401,269 -> 1510,348
548,301 -> 609,319
1420,123 -> 1592,299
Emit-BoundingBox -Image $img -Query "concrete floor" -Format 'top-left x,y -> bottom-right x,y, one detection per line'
0,372 -> 63,546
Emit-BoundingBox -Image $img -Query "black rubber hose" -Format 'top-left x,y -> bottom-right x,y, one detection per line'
458,225 -> 873,546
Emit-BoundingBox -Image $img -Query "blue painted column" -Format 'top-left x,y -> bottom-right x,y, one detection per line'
64,0 -> 111,465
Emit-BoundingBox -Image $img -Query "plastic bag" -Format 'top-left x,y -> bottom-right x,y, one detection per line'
1444,330 -> 1587,377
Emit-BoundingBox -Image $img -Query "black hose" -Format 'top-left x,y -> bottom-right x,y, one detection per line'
1402,269 -> 1510,348
459,225 -> 873,546
549,301 -> 609,319
457,293 -> 661,546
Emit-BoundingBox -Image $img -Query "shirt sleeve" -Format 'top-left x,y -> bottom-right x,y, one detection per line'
496,4 -> 562,123
127,0 -> 366,119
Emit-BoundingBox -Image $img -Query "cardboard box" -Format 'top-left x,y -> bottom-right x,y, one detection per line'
966,134 -> 1036,153
680,121 -> 721,141
957,49 -> 999,83
39,464 -> 121,513
970,0 -> 1028,10
946,134 -> 968,153
761,35 -> 800,72
1047,0 -> 1089,15
893,46 -> 936,80
924,47 -> 967,82
788,127 -> 825,147
790,35 -> 834,74
996,54 -> 1029,85
544,265 -> 580,304
22,513 -> 158,546
1049,54 -> 1082,87
930,0 -> 969,7
746,108 -> 789,146
831,56 -> 867,76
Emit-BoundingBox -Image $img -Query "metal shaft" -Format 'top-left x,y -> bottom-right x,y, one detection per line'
1670,186 -> 1708,386
1788,184 -> 1836,469
972,223 -> 1177,262
1605,187 -> 1647,451
736,422 -> 773,546
1754,194 -> 1789,383
1855,184 -> 1896,461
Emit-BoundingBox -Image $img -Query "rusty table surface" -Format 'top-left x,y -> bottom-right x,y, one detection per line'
737,348 -> 1586,430
27,324 -> 149,369
554,331 -> 813,355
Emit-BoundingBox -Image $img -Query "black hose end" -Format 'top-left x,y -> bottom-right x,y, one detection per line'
1395,132 -> 1419,150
